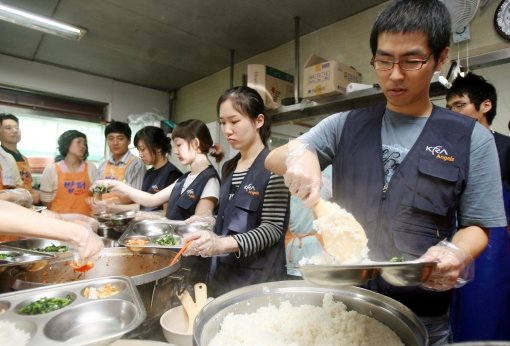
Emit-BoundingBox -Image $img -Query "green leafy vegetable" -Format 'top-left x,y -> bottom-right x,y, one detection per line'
19,295 -> 73,315
90,184 -> 111,194
31,244 -> 69,253
154,234 -> 179,246
0,253 -> 20,260
389,256 -> 405,263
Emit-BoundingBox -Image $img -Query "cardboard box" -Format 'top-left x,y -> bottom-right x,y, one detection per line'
303,54 -> 362,99
247,64 -> 294,109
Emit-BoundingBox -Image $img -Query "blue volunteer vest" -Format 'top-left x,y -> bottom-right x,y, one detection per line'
166,165 -> 219,220
141,161 -> 182,211
208,148 -> 289,296
334,104 -> 475,316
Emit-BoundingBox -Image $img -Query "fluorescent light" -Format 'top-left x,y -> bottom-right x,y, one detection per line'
0,4 -> 86,41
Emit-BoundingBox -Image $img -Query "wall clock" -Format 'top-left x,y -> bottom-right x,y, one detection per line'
494,0 -> 510,41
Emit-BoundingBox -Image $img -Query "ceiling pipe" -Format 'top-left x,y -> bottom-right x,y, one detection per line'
229,49 -> 236,88
294,17 -> 300,105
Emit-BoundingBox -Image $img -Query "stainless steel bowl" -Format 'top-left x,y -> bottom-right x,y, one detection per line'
110,212 -> 136,227
194,281 -> 428,346
131,221 -> 175,237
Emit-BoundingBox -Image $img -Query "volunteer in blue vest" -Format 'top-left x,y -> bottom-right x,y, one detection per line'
182,86 -> 290,298
133,125 -> 183,213
446,72 -> 510,342
97,119 -> 223,284
97,121 -> 146,205
265,1 -> 506,344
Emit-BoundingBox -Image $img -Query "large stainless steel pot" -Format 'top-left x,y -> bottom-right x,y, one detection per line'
194,280 -> 428,346
10,247 -> 182,339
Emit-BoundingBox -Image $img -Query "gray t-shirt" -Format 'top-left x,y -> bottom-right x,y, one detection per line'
300,108 -> 507,228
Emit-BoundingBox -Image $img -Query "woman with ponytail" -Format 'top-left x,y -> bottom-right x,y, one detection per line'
98,120 -> 223,284
183,86 -> 290,297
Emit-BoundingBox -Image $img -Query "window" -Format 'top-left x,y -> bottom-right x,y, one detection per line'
0,105 -> 106,176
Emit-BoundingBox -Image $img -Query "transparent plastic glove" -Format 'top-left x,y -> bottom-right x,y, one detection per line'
420,240 -> 474,291
185,214 -> 216,230
95,179 -> 131,197
87,195 -> 120,215
70,223 -> 104,264
284,140 -> 322,207
0,188 -> 33,207
182,230 -> 230,257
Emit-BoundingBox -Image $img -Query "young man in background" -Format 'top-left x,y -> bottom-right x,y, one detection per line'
0,113 -> 40,204
97,120 -> 146,205
446,73 -> 510,342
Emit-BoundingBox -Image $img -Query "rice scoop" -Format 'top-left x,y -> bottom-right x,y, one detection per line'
312,199 -> 369,263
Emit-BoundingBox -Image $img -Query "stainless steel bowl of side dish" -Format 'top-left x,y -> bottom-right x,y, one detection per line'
110,211 -> 137,227
194,281 -> 428,346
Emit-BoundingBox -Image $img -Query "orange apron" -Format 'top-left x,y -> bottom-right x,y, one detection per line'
16,158 -> 33,190
285,229 -> 324,264
51,163 -> 92,215
101,157 -> 134,181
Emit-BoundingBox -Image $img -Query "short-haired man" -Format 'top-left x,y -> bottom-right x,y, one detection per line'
266,1 -> 506,344
0,113 -> 39,203
446,72 -> 510,341
97,121 -> 146,204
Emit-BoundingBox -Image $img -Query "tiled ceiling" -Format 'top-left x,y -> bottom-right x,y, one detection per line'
0,0 -> 386,91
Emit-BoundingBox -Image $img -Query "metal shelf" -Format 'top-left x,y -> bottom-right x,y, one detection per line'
268,82 -> 448,125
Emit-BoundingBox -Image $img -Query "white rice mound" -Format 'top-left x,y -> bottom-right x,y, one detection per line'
312,201 -> 369,264
0,320 -> 30,346
209,294 -> 404,346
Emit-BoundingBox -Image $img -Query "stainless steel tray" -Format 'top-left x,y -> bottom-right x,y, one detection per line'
0,245 -> 56,273
1,239 -> 73,257
118,219 -> 208,251
297,260 -> 436,286
0,275 -> 146,346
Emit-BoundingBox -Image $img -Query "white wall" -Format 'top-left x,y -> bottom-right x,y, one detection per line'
0,54 -> 169,122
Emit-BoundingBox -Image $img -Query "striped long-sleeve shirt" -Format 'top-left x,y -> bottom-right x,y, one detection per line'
229,171 -> 290,257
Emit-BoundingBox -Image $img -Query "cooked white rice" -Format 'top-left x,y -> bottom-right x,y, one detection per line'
0,320 -> 30,346
209,294 -> 404,346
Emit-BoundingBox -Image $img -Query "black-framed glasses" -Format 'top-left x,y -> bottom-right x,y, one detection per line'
370,54 -> 434,71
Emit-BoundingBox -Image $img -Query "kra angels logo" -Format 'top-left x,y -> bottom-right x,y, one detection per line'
244,183 -> 260,197
186,189 -> 196,200
426,145 -> 455,162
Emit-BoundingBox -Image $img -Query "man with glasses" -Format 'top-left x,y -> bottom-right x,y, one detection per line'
446,72 -> 510,342
265,0 -> 506,344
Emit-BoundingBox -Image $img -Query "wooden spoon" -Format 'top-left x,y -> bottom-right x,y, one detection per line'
194,282 -> 208,311
177,289 -> 198,334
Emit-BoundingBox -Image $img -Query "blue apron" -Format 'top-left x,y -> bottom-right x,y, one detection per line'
450,187 -> 510,341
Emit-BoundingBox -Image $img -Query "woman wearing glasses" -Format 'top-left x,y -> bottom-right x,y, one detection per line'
265,0 -> 506,344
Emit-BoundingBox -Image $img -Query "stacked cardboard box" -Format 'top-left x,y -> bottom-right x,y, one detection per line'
303,54 -> 362,99
247,64 -> 294,109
